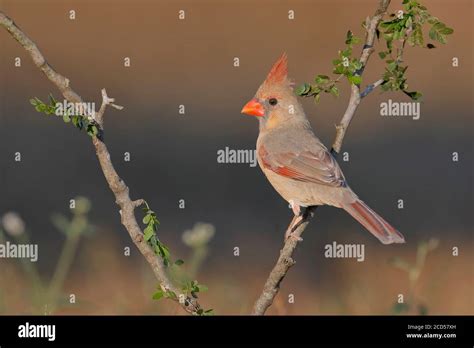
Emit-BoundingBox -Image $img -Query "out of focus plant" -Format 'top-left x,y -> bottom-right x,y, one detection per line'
182,222 -> 215,279
0,196 -> 94,314
47,196 -> 94,313
1,211 -> 44,310
389,238 -> 439,315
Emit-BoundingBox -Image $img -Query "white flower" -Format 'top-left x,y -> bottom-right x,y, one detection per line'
1,212 -> 25,237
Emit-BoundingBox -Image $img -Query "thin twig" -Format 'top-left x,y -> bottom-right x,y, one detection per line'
360,78 -> 384,98
0,11 -> 200,314
252,0 -> 392,315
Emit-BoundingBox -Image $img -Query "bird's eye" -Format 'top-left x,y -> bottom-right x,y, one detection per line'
269,98 -> 278,106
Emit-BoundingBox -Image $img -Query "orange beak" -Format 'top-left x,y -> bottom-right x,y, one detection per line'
241,98 -> 265,117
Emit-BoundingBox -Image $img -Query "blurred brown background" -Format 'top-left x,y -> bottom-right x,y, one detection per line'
0,0 -> 472,314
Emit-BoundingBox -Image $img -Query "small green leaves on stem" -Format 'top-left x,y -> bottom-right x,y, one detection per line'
295,77 -> 340,102
30,94 -> 57,114
141,201 -> 173,267
182,280 -> 208,299
428,21 -> 453,45
381,62 -> 423,101
389,238 -> 439,315
296,30 -> 362,102
375,0 -> 452,101
344,30 -> 362,46
379,0 -> 453,52
152,288 -> 178,301
30,95 -> 101,138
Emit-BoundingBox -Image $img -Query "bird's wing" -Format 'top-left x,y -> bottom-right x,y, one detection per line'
258,144 -> 346,188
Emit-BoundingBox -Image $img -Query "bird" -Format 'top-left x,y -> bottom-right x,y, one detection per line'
241,53 -> 405,245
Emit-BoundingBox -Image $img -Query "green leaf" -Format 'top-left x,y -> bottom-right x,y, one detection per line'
345,30 -> 353,44
329,85 -> 339,97
143,214 -> 151,224
387,61 -> 397,72
403,90 -> 423,101
144,224 -> 154,241
165,290 -> 177,300
347,75 -> 362,85
410,25 -> 424,47
378,51 -> 387,59
315,75 -> 330,84
174,259 -> 184,266
86,124 -> 99,137
333,65 -> 344,74
439,27 -> 453,35
344,30 -> 361,46
405,16 -> 412,29
152,290 -> 164,300
429,21 -> 452,44
48,94 -> 57,106
63,115 -> 71,123
341,48 -> 351,57
295,83 -> 311,96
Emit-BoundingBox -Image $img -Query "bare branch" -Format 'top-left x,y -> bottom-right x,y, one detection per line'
252,0 -> 392,316
360,78 -> 384,98
0,11 -> 200,314
96,88 -> 124,126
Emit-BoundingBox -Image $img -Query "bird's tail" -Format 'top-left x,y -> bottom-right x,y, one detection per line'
343,200 -> 405,244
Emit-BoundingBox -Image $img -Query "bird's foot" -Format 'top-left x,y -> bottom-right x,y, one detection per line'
284,206 -> 318,242
284,215 -> 304,242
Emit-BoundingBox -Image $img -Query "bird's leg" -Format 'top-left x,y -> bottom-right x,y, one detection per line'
284,205 -> 317,242
285,215 -> 301,241
285,201 -> 304,242
289,200 -> 301,216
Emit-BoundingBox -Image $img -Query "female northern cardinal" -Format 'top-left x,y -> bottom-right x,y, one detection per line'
241,53 -> 405,244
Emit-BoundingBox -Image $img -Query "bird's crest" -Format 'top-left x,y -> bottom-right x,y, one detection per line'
264,53 -> 288,85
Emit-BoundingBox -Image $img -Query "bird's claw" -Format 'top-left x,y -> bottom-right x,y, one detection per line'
285,214 -> 305,242
284,206 -> 318,242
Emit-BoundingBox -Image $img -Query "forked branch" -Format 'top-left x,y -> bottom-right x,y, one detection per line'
0,11 -> 200,315
252,0 -> 392,315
